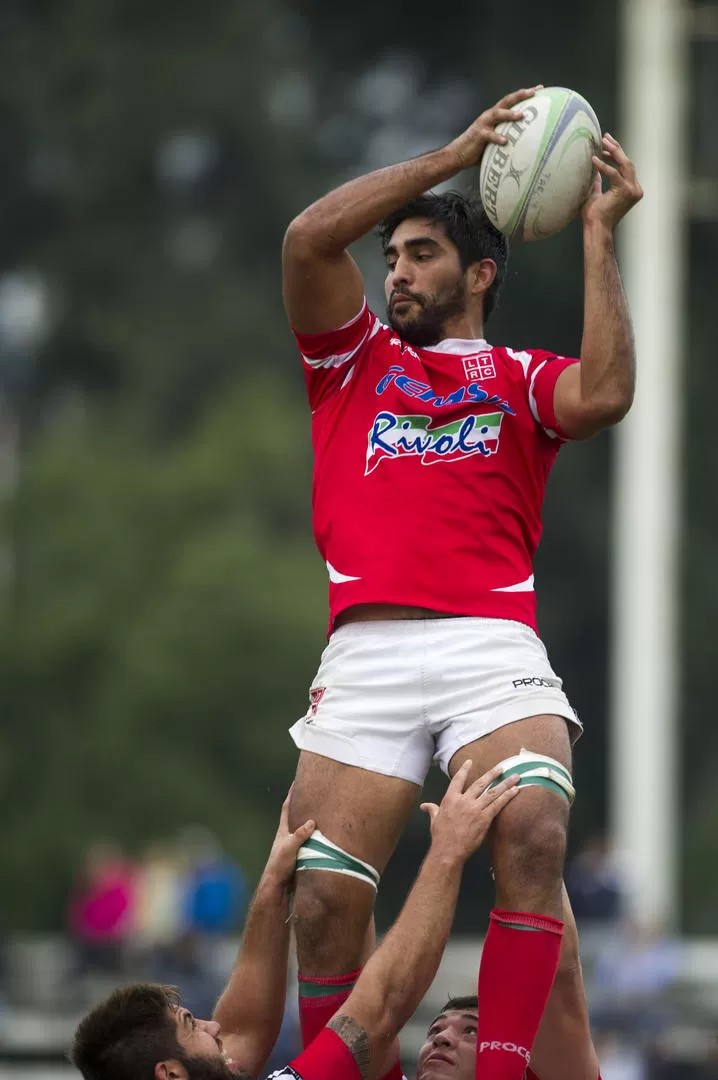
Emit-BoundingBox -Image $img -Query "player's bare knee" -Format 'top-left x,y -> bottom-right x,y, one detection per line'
292,870 -> 373,971
496,797 -> 568,889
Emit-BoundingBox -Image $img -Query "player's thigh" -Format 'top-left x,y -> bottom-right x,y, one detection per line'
290,749 -> 420,870
448,712 -> 573,780
449,714 -> 573,883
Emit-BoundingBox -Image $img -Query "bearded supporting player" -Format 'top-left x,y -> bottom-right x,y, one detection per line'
282,85 -> 642,1080
70,763 -> 519,1080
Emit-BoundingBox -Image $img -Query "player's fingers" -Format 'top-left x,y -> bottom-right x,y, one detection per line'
292,819 -> 316,845
602,132 -> 629,164
491,108 -> 524,124
420,802 -> 440,824
592,155 -> 619,179
482,774 -> 521,800
498,85 -> 542,109
465,763 -> 504,798
447,759 -> 472,793
485,785 -> 522,818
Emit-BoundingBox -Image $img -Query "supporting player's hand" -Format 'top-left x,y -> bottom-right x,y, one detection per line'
420,760 -> 520,864
263,787 -> 315,891
582,132 -> 643,233
450,86 -> 543,170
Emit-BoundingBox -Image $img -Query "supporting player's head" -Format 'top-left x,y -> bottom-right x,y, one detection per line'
378,193 -> 508,347
71,983 -> 240,1080
416,994 -> 478,1080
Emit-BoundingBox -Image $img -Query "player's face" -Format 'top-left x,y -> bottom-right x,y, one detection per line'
384,219 -> 467,347
171,1007 -> 236,1079
416,1009 -> 478,1080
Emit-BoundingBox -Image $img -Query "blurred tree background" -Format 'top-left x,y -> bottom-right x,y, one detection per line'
0,0 -> 715,934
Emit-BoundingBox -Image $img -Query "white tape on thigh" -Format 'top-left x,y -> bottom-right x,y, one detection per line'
296,829 -> 381,890
489,748 -> 575,804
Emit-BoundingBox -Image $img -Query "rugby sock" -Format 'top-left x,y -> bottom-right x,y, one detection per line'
298,968 -> 360,1048
476,909 -> 563,1080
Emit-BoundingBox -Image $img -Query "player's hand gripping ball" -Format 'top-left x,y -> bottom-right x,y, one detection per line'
479,86 -> 602,241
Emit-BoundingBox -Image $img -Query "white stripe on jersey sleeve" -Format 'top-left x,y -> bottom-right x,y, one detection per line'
302,312 -> 381,370
527,360 -> 546,425
504,347 -> 533,378
524,355 -> 562,439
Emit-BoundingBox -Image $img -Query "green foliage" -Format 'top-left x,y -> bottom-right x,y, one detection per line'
0,379 -> 327,928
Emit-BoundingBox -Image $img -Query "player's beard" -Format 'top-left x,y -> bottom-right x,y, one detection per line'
387,278 -> 467,348
182,1056 -> 246,1080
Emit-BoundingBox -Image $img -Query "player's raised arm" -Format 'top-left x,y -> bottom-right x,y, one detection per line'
282,88 -> 540,334
553,132 -> 643,440
319,764 -> 520,1080
213,792 -> 315,1077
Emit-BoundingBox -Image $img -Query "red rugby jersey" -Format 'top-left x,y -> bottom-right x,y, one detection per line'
295,303 -> 578,633
266,1027 -> 362,1080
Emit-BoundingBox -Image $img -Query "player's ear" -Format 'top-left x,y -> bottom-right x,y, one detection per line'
155,1061 -> 189,1080
469,258 -> 497,297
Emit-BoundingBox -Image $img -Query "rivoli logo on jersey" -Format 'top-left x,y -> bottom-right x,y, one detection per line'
365,410 -> 505,475
463,352 -> 496,381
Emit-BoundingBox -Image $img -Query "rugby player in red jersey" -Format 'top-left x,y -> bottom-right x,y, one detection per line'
70,762 -> 520,1080
282,84 -> 642,1079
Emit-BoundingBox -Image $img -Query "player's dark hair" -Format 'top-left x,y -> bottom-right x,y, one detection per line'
378,192 -> 509,323
71,983 -> 185,1080
440,994 -> 479,1013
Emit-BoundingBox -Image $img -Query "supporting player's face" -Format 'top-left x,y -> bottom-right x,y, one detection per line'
416,1009 -> 478,1080
384,219 -> 467,347
170,1008 -> 237,1079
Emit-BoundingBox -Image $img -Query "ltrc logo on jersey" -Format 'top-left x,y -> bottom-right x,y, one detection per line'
463,353 -> 496,381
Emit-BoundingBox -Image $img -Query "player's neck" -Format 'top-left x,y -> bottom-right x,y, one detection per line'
439,313 -> 486,343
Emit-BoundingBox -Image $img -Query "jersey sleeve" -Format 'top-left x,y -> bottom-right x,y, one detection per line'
292,302 -> 379,411
504,347 -> 580,440
267,1027 -> 363,1080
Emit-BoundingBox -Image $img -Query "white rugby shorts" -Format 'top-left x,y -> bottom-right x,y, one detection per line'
289,617 -> 581,786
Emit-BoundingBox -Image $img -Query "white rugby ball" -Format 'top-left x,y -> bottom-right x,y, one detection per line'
479,86 -> 601,241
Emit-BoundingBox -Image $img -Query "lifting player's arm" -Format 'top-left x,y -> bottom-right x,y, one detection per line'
553,132 -> 643,440
325,763 -> 520,1080
213,792 -> 315,1078
282,88 -> 541,334
527,885 -> 601,1080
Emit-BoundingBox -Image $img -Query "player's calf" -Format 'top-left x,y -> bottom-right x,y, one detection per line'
491,796 -> 568,915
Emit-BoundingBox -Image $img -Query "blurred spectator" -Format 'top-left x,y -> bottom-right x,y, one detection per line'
592,917 -> 681,1036
565,834 -> 625,922
133,840 -> 186,974
179,826 -> 247,937
647,1030 -> 718,1079
594,1031 -> 646,1080
68,841 -> 136,977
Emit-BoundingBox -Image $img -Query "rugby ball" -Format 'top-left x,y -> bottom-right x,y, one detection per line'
478,86 -> 601,241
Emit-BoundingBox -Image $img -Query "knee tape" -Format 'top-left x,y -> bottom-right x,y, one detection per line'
296,829 -> 381,890
489,748 -> 575,805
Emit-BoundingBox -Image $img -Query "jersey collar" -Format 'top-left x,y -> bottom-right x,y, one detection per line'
423,337 -> 491,354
